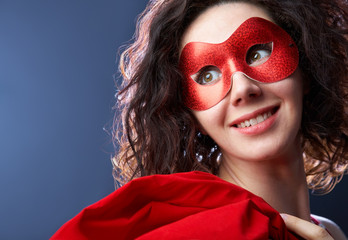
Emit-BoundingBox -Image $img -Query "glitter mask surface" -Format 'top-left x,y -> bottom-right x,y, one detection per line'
179,17 -> 299,111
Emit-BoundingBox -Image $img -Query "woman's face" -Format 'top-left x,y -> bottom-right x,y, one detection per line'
180,2 -> 304,162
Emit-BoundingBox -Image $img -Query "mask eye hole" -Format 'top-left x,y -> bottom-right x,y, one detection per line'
246,42 -> 273,66
191,66 -> 222,85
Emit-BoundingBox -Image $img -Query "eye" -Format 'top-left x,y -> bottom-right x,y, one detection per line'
191,66 -> 222,85
246,42 -> 273,66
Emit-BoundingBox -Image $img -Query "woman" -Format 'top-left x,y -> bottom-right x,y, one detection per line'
52,0 -> 348,239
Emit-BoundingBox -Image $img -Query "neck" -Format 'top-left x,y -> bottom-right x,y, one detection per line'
218,146 -> 311,221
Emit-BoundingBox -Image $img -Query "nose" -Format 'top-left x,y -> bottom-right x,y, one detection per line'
229,72 -> 262,106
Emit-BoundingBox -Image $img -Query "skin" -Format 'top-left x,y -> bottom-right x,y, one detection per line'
180,2 -> 345,239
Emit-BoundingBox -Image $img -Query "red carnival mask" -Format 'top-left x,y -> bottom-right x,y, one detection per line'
179,17 -> 299,111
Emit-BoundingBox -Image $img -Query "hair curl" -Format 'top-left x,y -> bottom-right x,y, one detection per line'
113,0 -> 348,193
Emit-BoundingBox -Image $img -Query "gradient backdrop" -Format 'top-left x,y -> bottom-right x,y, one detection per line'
0,1 -> 347,239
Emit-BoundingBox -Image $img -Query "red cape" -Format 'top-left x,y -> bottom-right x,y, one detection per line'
51,171 -> 300,239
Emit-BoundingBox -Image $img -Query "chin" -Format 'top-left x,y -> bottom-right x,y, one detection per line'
223,141 -> 292,163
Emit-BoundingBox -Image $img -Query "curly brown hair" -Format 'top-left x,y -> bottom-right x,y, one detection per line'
112,0 -> 348,193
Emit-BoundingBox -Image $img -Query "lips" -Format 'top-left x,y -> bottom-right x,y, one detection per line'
231,105 -> 279,128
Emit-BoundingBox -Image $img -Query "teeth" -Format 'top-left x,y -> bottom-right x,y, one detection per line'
235,110 -> 273,128
256,115 -> 264,123
250,118 -> 257,126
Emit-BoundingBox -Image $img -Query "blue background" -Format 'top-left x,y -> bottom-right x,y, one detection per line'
0,1 -> 347,239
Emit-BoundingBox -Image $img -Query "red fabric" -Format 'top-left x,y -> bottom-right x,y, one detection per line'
51,171 -> 300,240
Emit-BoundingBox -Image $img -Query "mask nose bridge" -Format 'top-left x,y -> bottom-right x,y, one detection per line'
227,55 -> 258,89
220,41 -> 255,101
225,34 -> 248,77
225,35 -> 254,83
227,56 -> 247,82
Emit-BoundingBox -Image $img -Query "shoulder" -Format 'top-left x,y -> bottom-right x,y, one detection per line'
311,214 -> 347,240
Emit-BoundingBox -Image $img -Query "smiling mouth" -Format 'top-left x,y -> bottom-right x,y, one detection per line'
233,106 -> 279,128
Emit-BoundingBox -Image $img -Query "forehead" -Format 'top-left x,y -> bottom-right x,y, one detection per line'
181,2 -> 273,48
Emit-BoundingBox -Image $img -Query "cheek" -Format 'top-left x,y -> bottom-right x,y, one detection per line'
274,70 -> 303,103
273,76 -> 304,123
278,82 -> 302,102
193,106 -> 226,133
